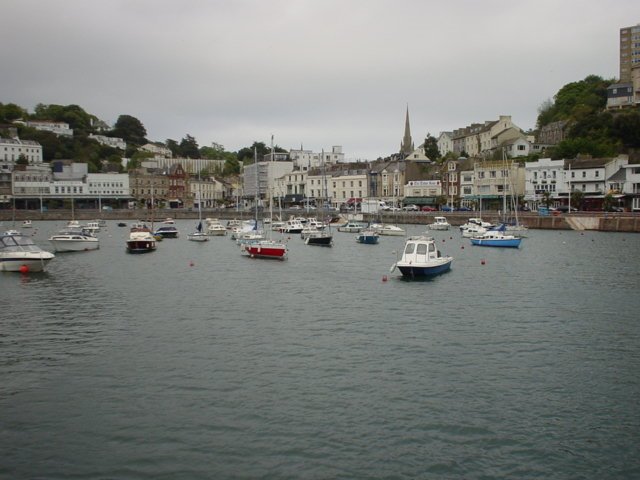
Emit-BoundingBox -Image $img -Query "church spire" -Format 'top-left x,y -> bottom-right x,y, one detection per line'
400,104 -> 414,158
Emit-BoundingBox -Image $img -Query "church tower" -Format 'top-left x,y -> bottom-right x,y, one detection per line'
399,105 -> 414,158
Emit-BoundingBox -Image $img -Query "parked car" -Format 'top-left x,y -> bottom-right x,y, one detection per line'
440,205 -> 456,212
457,206 -> 472,212
420,206 -> 437,212
605,206 -> 624,212
555,205 -> 578,213
402,204 -> 419,211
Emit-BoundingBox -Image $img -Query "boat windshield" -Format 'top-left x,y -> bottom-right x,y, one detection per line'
0,234 -> 41,252
404,243 -> 416,254
416,243 -> 427,255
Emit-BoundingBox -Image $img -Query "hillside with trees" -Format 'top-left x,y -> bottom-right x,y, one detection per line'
536,75 -> 640,159
0,102 -> 242,175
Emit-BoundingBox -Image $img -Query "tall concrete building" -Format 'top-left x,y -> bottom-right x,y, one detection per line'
619,23 -> 640,83
399,106 -> 414,158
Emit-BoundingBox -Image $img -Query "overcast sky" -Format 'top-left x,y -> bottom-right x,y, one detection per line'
1,1 -> 634,160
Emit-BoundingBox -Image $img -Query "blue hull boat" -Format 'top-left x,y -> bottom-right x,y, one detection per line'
391,236 -> 452,278
397,260 -> 452,277
470,237 -> 521,248
470,224 -> 522,248
356,230 -> 379,244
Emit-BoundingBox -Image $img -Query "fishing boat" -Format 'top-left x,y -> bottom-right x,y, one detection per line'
48,227 -> 99,252
355,229 -> 379,244
390,235 -> 452,278
470,224 -> 522,248
1,230 -> 55,272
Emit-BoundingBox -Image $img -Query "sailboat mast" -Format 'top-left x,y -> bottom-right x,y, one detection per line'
270,136 -> 274,224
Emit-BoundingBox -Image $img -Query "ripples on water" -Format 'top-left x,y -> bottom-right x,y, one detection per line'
1,221 -> 639,479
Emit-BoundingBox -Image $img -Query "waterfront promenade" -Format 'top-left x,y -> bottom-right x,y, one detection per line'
2,208 -> 640,233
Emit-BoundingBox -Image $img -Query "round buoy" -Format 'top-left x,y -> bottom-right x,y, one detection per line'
481,259 -> 486,265
382,275 -> 388,282
450,236 -> 453,240
461,246 -> 465,249
189,261 -> 195,267
19,265 -> 29,274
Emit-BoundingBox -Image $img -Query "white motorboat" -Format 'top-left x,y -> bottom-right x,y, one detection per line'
280,218 -> 304,234
205,218 -> 227,236
373,223 -> 405,236
460,218 -> 493,233
48,227 -> 99,252
84,221 -> 101,233
427,216 -> 451,231
21,220 -> 33,229
127,226 -> 157,253
390,235 -> 452,278
337,221 -> 367,233
1,230 -> 55,272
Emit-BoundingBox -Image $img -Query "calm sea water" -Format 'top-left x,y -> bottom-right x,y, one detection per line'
1,220 -> 640,479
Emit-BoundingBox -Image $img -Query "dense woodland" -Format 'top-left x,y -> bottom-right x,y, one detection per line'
2,74 -> 639,175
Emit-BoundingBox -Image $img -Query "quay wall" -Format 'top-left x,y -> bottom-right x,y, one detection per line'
1,209 -> 639,233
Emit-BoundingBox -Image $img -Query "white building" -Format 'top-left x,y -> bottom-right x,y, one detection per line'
621,162 -> 640,211
524,158 -> 565,208
437,132 -> 453,156
149,157 -> 225,175
140,143 -> 172,158
0,137 -> 43,167
89,134 -> 127,150
87,173 -> 130,205
330,170 -> 368,204
404,180 -> 442,197
243,161 -> 295,201
190,176 -> 225,208
288,146 -> 344,170
27,120 -> 73,137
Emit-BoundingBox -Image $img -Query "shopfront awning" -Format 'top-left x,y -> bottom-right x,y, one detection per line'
403,197 -> 437,205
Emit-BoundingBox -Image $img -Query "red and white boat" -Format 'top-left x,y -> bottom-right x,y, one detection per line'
242,239 -> 287,260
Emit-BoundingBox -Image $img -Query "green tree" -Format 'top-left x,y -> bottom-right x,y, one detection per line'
112,115 -> 147,146
602,192 -> 614,211
542,191 -> 551,208
165,139 -> 180,157
237,141 -> 269,164
551,137 -> 617,159
536,75 -> 611,129
223,157 -> 240,175
571,190 -> 584,210
16,154 -> 29,166
32,103 -> 96,135
423,133 -> 440,160
178,134 -> 200,158
0,102 -> 27,122
612,110 -> 640,149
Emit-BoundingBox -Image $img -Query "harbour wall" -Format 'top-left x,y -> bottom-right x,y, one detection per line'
2,209 -> 640,233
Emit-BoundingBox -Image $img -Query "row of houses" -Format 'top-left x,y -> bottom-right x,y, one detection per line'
3,147 -> 639,213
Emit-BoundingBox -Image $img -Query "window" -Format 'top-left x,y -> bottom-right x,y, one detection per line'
582,171 -> 586,178
595,171 -> 599,177
490,171 -> 496,178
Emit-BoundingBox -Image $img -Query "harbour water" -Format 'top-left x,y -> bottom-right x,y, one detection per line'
1,220 -> 640,479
